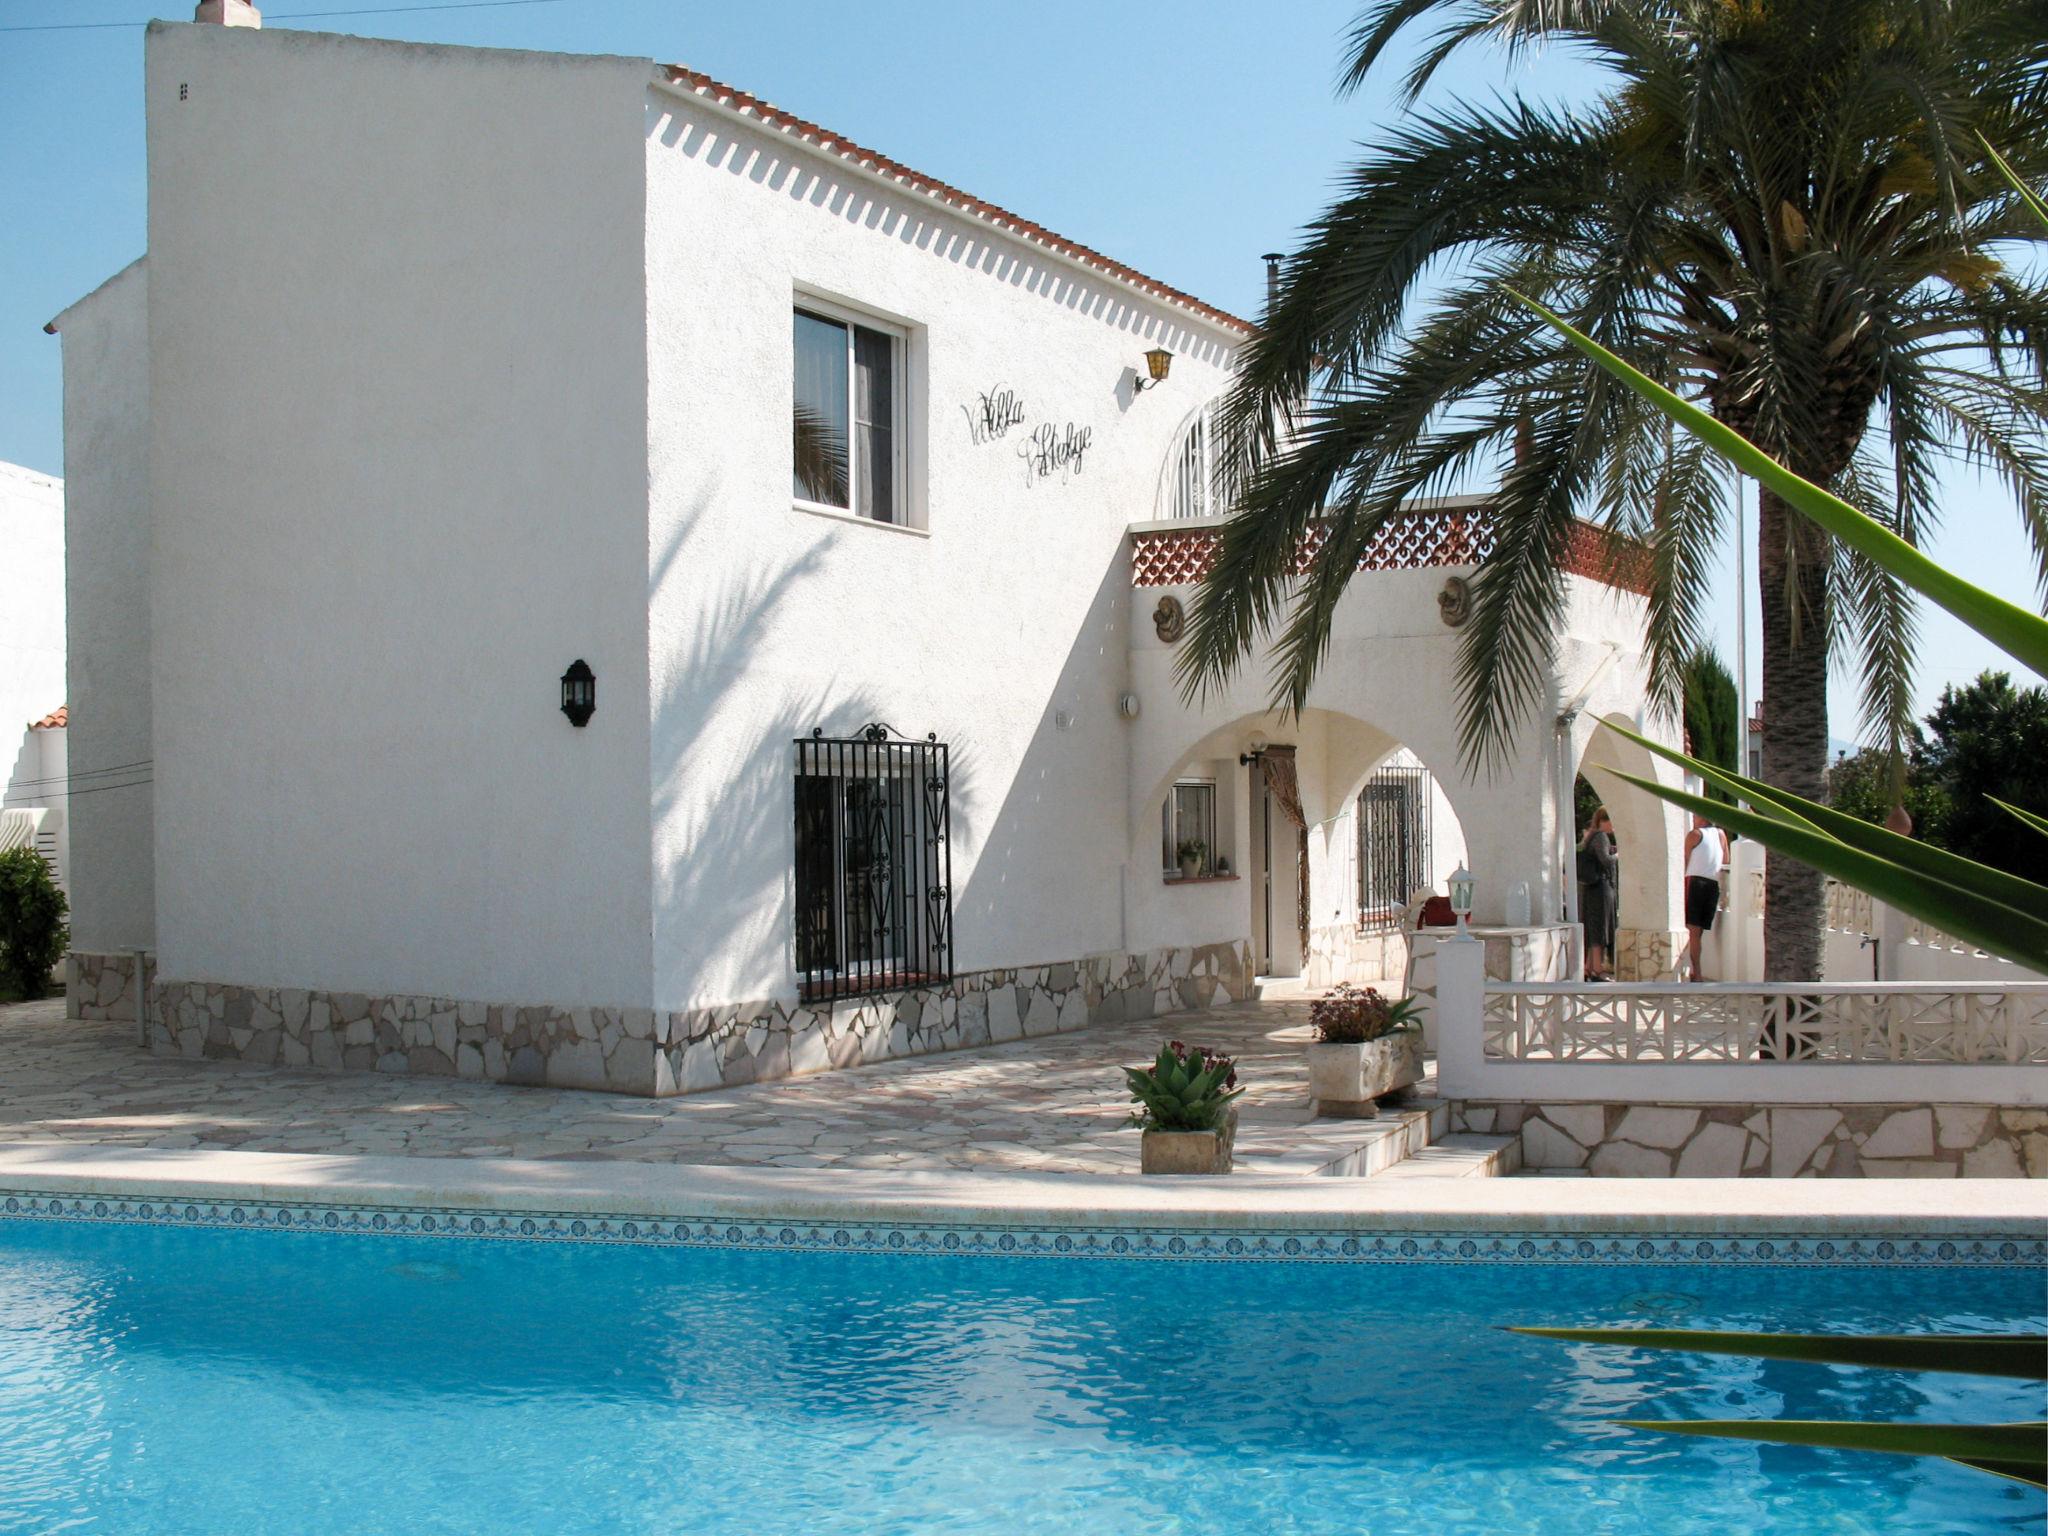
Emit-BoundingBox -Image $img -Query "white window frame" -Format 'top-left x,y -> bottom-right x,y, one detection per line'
792,295 -> 909,528
1161,778 -> 1219,879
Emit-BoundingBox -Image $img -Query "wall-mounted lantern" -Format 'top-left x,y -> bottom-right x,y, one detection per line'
1132,346 -> 1173,394
1448,864 -> 1476,936
560,659 -> 596,727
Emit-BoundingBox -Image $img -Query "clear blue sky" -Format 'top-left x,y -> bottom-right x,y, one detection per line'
2,0 -> 2038,735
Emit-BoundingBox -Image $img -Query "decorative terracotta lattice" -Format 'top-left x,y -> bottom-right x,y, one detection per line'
1131,509 -> 1652,595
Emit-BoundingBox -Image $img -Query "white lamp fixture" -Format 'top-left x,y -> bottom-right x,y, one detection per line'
1448,865 -> 1476,937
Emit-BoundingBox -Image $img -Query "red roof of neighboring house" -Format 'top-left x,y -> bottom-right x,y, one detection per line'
29,705 -> 66,731
660,66 -> 1257,340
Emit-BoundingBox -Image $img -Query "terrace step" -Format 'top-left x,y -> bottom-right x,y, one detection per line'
1371,1133 -> 1522,1179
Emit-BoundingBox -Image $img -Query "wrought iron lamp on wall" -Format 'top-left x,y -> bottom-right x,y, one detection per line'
560,659 -> 596,727
1131,346 -> 1173,394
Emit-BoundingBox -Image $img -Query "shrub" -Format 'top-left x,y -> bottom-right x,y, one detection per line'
1309,984 -> 1422,1044
0,848 -> 69,1001
1125,1040 -> 1242,1132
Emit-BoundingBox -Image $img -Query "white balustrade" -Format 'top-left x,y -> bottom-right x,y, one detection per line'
1481,981 -> 2048,1065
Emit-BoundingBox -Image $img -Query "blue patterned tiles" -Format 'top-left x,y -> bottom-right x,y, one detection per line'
0,1189 -> 2038,1267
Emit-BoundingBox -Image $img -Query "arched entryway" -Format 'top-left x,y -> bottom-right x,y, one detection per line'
1132,707 -> 1474,985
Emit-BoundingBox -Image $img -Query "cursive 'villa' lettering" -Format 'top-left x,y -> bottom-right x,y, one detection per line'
961,384 -> 1028,445
1018,421 -> 1093,486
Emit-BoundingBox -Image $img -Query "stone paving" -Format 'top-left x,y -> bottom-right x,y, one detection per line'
0,995 -> 1428,1176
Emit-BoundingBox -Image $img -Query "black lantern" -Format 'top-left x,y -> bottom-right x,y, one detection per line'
560,659 -> 595,727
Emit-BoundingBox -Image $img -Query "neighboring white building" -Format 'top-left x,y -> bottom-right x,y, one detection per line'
0,462 -> 69,894
48,16 -> 1684,1093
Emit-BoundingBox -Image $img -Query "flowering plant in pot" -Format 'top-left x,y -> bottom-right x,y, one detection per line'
1175,838 -> 1208,880
1125,1040 -> 1243,1174
1305,985 -> 1424,1118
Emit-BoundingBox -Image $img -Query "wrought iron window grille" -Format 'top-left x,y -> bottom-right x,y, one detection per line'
794,724 -> 953,1004
1359,765 -> 1431,930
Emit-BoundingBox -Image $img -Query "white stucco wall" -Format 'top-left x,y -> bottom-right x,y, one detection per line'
0,461 -> 66,795
48,260 -> 154,952
143,24 -> 655,1003
642,80 -> 1246,1010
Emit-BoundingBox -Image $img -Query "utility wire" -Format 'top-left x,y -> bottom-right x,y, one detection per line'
4,776 -> 153,803
0,0 -> 567,33
5,758 -> 155,790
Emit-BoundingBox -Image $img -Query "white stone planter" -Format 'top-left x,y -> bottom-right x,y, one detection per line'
1307,1032 -> 1423,1118
1140,1110 -> 1236,1174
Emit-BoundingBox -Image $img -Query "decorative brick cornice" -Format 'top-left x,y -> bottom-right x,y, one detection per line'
1131,509 -> 1653,594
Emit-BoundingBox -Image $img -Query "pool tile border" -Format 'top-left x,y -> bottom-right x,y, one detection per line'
1,1190 -> 2038,1267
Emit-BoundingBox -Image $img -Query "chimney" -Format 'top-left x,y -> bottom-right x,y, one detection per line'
1261,252 -> 1283,316
194,0 -> 261,24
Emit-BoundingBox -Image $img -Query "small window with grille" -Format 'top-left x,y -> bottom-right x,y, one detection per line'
1358,765 -> 1431,928
794,726 -> 952,1002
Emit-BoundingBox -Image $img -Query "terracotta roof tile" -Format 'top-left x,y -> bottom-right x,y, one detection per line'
661,66 -> 1256,340
28,705 -> 66,731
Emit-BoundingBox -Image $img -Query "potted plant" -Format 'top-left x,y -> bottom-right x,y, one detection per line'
1305,985 -> 1424,1118
1125,1040 -> 1243,1174
1176,838 -> 1207,880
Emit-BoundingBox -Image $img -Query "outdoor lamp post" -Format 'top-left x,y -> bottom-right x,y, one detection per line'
1449,865 -> 1476,937
1133,346 -> 1173,393
560,659 -> 596,727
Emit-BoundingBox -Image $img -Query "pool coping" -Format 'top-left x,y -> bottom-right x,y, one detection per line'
0,1144 -> 2040,1265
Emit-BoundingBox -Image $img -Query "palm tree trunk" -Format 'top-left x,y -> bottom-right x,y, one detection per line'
1757,486 -> 1830,981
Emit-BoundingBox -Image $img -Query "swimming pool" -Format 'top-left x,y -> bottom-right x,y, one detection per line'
0,1210 -> 2039,1534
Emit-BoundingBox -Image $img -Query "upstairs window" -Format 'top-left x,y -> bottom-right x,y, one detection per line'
793,304 -> 902,524
795,726 -> 952,1002
1358,765 -> 1431,928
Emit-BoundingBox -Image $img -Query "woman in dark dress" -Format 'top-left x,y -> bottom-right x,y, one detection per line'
1577,808 -> 1619,980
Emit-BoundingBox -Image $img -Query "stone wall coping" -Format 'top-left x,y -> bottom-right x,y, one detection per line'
0,1144 -> 2036,1236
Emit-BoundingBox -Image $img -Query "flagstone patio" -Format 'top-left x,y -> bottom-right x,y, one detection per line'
0,995 -> 1439,1176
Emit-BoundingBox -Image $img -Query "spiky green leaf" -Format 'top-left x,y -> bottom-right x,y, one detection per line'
1509,1328 -> 2047,1379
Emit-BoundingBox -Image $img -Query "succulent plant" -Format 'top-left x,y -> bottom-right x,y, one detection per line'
1125,1040 -> 1243,1132
1309,984 -> 1423,1045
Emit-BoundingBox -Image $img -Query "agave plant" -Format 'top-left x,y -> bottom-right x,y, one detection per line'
1511,1327 -> 2048,1488
1124,1041 -> 1244,1133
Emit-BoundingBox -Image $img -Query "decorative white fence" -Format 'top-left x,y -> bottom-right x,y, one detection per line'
1707,842 -> 2043,985
1432,938 -> 2048,1105
1483,982 -> 2048,1065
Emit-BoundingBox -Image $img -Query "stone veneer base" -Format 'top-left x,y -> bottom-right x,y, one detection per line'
1453,1100 -> 2048,1177
144,940 -> 1253,1098
68,951 -> 156,1023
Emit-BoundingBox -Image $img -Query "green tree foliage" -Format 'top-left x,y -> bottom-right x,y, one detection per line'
1825,740 -> 1953,843
1681,646 -> 1739,805
0,847 -> 69,1001
1919,671 -> 2048,884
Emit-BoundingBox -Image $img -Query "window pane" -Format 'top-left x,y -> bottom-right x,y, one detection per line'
1169,782 -> 1216,874
793,309 -> 850,507
852,324 -> 895,522
794,773 -> 837,974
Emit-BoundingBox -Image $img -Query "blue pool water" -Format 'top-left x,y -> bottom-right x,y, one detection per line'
0,1220 -> 2039,1534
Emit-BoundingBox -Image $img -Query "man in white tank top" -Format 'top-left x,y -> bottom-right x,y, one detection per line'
1683,812 -> 1729,981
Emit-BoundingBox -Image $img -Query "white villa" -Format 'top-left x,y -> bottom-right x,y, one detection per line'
46,16 -> 1692,1096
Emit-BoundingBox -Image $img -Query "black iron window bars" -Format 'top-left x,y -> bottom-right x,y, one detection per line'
1359,765 -> 1431,929
795,724 -> 953,1003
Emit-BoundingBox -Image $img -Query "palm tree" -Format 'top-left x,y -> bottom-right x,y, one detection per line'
1181,0 -> 2047,979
